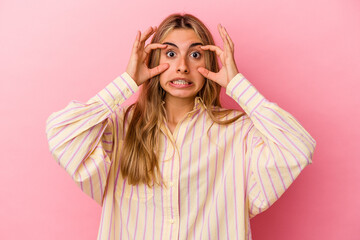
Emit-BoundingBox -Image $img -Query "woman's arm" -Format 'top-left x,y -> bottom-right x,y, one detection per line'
45,72 -> 138,205
199,24 -> 315,217
46,26 -> 169,205
227,73 -> 316,218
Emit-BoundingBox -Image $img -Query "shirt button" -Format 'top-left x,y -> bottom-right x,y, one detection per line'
125,88 -> 130,94
169,219 -> 175,224
169,181 -> 174,187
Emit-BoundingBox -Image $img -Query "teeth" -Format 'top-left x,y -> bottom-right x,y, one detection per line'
172,80 -> 189,85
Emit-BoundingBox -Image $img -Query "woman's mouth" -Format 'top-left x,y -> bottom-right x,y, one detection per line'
169,79 -> 193,88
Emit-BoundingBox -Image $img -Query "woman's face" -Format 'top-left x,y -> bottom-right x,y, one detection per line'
159,28 -> 206,101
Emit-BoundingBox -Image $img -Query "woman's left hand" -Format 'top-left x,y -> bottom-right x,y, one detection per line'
197,24 -> 239,88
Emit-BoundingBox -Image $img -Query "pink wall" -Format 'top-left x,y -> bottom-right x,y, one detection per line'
1,0 -> 359,239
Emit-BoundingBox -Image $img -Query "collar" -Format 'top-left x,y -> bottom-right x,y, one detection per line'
160,96 -> 207,122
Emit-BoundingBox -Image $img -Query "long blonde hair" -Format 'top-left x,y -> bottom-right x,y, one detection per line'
120,13 -> 245,187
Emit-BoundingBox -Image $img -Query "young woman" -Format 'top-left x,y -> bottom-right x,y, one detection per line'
46,13 -> 316,240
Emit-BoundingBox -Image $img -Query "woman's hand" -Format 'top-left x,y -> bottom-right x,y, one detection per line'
126,26 -> 169,86
197,24 -> 239,88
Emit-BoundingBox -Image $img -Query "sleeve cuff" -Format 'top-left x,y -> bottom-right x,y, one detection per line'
93,72 -> 139,112
226,73 -> 266,116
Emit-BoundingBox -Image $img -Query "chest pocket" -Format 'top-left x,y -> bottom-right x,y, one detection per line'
122,181 -> 154,202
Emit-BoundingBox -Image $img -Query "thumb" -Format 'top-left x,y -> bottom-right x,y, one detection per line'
198,67 -> 216,82
149,63 -> 169,78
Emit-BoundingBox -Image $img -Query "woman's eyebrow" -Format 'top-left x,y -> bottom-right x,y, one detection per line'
162,42 -> 204,48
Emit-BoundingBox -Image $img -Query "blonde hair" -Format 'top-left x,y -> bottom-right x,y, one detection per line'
120,13 -> 245,187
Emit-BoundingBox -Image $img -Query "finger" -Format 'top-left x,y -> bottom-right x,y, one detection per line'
140,26 -> 157,45
131,31 -> 141,53
144,43 -> 168,54
143,43 -> 167,63
222,26 -> 234,51
218,24 -> 232,53
197,67 -> 218,82
149,63 -> 169,78
200,44 -> 223,56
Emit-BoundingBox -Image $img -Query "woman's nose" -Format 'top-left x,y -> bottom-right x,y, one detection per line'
177,57 -> 189,73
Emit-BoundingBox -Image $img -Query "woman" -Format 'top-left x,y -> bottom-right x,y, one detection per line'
46,13 -> 316,240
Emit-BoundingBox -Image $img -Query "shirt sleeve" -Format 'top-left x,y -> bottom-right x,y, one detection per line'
45,72 -> 138,205
226,73 -> 316,218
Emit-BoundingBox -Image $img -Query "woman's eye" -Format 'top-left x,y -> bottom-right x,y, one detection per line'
166,51 -> 176,58
191,51 -> 201,59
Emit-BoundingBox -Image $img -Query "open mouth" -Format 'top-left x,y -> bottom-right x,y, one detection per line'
169,79 -> 193,88
171,79 -> 192,85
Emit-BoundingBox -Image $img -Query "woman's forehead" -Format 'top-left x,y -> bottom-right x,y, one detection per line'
161,29 -> 203,47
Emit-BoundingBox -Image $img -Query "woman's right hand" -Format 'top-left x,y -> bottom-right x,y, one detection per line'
126,26 -> 169,86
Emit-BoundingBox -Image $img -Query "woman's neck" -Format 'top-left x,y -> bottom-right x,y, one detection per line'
164,95 -> 195,126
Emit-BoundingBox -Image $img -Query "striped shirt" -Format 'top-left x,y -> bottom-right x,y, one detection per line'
45,72 -> 316,240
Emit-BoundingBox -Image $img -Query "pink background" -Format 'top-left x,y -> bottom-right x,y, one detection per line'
1,0 -> 359,239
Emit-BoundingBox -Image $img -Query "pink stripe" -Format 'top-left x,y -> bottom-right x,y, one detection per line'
108,188 -> 116,239
113,108 -> 127,191
82,161 -> 94,199
185,114 -> 197,238
160,151 -> 165,240
232,112 -> 240,240
105,87 -> 115,100
73,123 -> 106,177
255,144 -> 271,207
274,142 -> 295,182
133,185 -> 140,239
224,176 -> 230,240
111,81 -> 127,100
264,146 -> 280,200
57,137 -> 74,165
245,91 -> 257,105
158,136 -> 167,240
50,112 -> 99,153
98,189 -> 107,238
168,134 -> 176,240
97,93 -> 114,113
119,75 -> 135,94
48,124 -> 67,142
237,84 -> 251,103
119,179 -> 127,238
257,134 -> 292,189
205,129 -> 212,240
249,98 -> 265,117
222,118 -> 230,240
152,180 -> 157,240
215,124 -> 220,239
256,110 -> 310,166
90,156 -> 104,201
269,107 -> 316,146
142,184 -> 148,240
250,190 -> 260,215
230,76 -> 245,96
244,123 -> 254,201
48,104 -> 104,136
64,126 -> 94,171
194,111 -> 206,239
47,104 -> 93,126
248,180 -> 256,196
126,185 -> 133,239
78,172 -> 83,192
253,114 -> 304,171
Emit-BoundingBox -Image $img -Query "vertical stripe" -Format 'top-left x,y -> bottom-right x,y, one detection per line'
142,185 -> 148,240
185,112 -> 197,238
194,111 -> 206,240
133,186 -> 140,240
